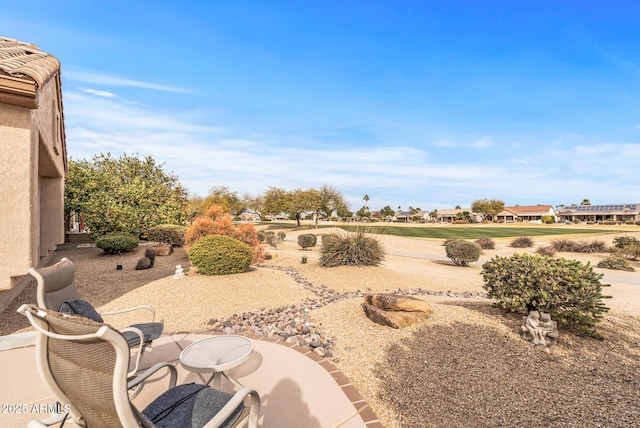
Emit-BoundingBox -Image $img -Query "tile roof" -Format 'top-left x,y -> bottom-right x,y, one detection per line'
504,205 -> 553,215
0,36 -> 60,88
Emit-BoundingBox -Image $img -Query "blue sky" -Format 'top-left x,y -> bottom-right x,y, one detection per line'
3,1 -> 639,212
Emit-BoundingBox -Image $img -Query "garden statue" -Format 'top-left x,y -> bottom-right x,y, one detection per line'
521,310 -> 558,346
173,264 -> 185,279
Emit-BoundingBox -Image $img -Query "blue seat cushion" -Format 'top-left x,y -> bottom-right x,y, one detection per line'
122,322 -> 164,346
142,383 -> 244,428
59,299 -> 104,323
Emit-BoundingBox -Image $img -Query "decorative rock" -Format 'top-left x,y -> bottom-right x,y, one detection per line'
362,293 -> 431,328
152,243 -> 174,256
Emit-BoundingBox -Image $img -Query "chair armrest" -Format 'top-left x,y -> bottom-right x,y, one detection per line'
202,387 -> 260,428
27,412 -> 68,427
120,326 -> 145,377
128,362 -> 177,390
101,305 -> 156,322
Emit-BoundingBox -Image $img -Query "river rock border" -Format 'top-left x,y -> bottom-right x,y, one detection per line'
207,265 -> 487,360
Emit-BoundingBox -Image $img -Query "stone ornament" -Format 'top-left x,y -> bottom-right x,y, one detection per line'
362,293 -> 431,328
521,310 -> 558,346
173,265 -> 185,279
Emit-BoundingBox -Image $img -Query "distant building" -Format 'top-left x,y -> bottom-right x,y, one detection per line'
0,36 -> 67,310
496,205 -> 556,223
437,209 -> 482,223
558,204 -> 639,223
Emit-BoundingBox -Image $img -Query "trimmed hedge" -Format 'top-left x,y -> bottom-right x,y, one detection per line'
482,253 -> 611,339
95,233 -> 139,255
147,224 -> 186,246
188,235 -> 253,275
297,234 -> 317,250
445,239 -> 481,266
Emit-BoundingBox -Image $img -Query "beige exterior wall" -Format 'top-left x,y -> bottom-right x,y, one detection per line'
0,76 -> 66,296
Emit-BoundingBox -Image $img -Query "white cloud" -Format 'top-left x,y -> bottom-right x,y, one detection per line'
65,68 -> 193,94
80,87 -> 117,98
61,89 -> 639,209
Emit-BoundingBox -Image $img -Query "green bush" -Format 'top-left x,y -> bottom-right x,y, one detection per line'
573,218 -> 581,224
481,253 -> 611,339
146,224 -> 186,246
509,236 -> 534,248
597,256 -> 635,272
541,215 -> 555,224
319,230 -> 385,267
636,221 -> 640,226
474,237 -> 495,250
95,233 -> 139,255
445,239 -> 481,266
257,230 -> 266,242
297,234 -> 317,250
188,235 -> 253,275
612,235 -> 640,249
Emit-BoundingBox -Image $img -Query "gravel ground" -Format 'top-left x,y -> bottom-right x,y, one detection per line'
2,228 -> 639,427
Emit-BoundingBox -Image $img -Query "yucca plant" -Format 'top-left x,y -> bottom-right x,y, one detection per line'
319,229 -> 385,267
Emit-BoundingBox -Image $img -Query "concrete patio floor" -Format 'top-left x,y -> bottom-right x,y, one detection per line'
0,332 -> 382,427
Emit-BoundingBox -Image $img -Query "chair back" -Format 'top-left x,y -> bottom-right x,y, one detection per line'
29,257 -> 81,311
19,305 -> 139,428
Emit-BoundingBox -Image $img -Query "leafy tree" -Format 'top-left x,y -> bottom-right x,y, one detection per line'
380,205 -> 395,219
65,153 -> 187,237
356,206 -> 370,218
187,186 -> 245,219
471,198 -> 505,221
312,185 -> 348,225
580,199 -> 591,206
260,186 -> 348,227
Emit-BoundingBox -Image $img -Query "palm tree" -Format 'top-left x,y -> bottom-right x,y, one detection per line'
363,194 -> 370,210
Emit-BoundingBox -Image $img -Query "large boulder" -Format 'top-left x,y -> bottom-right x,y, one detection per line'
362,293 -> 431,328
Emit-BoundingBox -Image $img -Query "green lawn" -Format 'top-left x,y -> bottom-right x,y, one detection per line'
262,222 -> 627,239
334,225 -> 625,239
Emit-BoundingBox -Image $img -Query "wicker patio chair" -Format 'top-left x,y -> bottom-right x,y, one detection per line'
18,304 -> 260,428
28,257 -> 163,376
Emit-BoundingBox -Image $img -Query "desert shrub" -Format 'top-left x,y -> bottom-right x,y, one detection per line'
319,230 -> 385,267
321,233 -> 339,246
297,234 -> 317,250
187,235 -> 252,275
626,220 -> 636,225
541,215 -> 555,224
611,243 -> 640,261
301,255 -> 308,264
257,230 -> 266,242
551,239 -> 579,252
573,240 -> 608,253
612,235 -> 640,249
95,233 -> 139,255
636,221 -> 640,226
445,239 -> 481,266
277,231 -> 286,241
482,253 -> 610,339
146,224 -> 186,246
184,205 -> 264,263
600,220 -> 619,225
572,218 -> 581,224
536,245 -> 556,257
475,237 -> 495,250
597,257 -> 635,272
509,236 -> 534,248
442,237 -> 457,246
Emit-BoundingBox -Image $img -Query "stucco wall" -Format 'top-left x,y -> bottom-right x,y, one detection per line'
0,76 -> 66,293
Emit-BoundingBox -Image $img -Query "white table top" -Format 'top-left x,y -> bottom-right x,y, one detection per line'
180,335 -> 254,373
